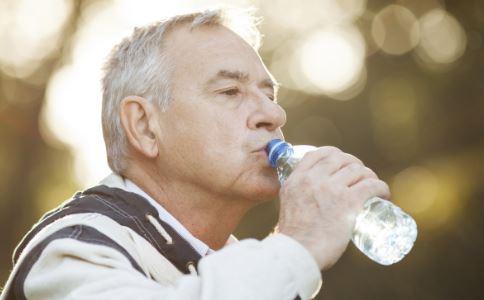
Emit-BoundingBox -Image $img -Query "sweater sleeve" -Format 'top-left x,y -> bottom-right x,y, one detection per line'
198,233 -> 322,300
20,233 -> 321,300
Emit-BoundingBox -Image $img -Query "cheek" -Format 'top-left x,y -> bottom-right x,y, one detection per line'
169,100 -> 249,156
205,115 -> 246,145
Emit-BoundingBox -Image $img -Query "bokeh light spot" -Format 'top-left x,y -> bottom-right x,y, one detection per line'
0,0 -> 73,78
371,4 -> 420,55
392,166 -> 439,215
392,162 -> 466,231
298,26 -> 366,97
416,9 -> 467,66
263,0 -> 366,32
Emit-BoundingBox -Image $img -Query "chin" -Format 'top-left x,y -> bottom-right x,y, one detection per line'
233,167 -> 280,202
246,178 -> 281,202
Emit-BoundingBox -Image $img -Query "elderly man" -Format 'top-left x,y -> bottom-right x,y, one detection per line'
1,8 -> 389,300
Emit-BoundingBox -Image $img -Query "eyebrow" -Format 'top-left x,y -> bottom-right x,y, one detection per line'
205,69 -> 280,94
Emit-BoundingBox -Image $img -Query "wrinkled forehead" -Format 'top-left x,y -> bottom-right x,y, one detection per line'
164,24 -> 270,85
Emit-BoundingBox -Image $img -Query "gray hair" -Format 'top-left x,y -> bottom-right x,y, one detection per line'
101,8 -> 263,174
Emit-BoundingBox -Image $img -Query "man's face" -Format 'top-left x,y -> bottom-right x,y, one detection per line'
154,24 -> 286,203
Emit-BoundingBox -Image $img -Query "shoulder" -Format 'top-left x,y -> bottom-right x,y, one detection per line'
13,185 -> 160,263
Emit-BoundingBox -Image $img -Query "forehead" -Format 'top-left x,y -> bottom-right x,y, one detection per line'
165,24 -> 269,84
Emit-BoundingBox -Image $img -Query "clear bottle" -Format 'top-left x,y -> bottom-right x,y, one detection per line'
266,139 -> 418,265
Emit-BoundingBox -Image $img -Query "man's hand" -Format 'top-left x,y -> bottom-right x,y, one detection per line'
276,146 -> 390,270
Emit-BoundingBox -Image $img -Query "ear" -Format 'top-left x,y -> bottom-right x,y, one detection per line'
119,96 -> 159,159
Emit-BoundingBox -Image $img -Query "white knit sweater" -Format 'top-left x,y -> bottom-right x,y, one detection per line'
1,173 -> 322,300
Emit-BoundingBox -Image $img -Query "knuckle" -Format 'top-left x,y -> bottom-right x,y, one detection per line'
347,162 -> 362,171
326,155 -> 340,166
354,177 -> 384,191
302,150 -> 319,160
301,147 -> 330,161
318,146 -> 342,158
341,162 -> 364,176
343,153 -> 362,164
367,178 -> 382,187
364,167 -> 378,178
380,181 -> 391,197
328,151 -> 347,164
322,146 -> 342,153
369,179 -> 390,197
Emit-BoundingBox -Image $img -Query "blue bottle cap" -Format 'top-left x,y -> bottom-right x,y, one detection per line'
266,139 -> 292,168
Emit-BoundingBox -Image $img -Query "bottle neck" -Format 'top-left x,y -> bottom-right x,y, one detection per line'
275,147 -> 297,183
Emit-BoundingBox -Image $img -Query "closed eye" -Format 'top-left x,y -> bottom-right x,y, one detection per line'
221,88 -> 241,96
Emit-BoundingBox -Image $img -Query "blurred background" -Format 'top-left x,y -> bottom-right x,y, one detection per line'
1,0 -> 483,299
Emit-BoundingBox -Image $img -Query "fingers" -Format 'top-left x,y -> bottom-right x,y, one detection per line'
291,146 -> 390,202
332,164 -> 378,187
351,178 -> 391,202
295,146 -> 363,175
293,146 -> 340,173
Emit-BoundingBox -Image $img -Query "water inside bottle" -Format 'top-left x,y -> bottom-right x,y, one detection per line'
352,197 -> 418,265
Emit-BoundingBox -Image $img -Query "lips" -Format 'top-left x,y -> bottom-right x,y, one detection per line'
253,143 -> 269,153
253,141 -> 275,153
253,146 -> 266,153
252,137 -> 283,154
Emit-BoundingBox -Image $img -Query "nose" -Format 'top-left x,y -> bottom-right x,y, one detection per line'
247,93 -> 287,131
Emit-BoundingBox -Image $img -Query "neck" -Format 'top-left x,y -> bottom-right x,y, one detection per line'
125,166 -> 252,250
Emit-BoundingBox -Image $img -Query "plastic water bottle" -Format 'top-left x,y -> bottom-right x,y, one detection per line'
266,139 -> 417,265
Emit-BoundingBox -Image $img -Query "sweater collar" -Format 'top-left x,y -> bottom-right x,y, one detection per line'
98,173 -> 237,256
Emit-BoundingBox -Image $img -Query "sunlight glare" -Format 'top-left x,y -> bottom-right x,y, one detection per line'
298,26 -> 366,97
0,0 -> 73,78
392,166 -> 439,215
263,0 -> 366,31
416,9 -> 467,66
42,1 -> 128,187
371,5 -> 420,55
